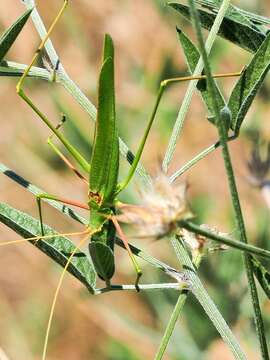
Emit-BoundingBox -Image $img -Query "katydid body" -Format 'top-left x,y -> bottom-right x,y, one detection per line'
15,1 -> 242,287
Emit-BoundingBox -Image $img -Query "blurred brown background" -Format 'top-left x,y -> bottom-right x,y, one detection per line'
0,1 -> 269,359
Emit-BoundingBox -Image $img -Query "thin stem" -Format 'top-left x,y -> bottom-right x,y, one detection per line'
154,291 -> 187,360
170,134 -> 237,182
162,0 -> 232,172
2,61 -> 50,80
187,0 -> 269,357
179,220 -> 270,261
95,282 -> 186,295
170,142 -> 219,182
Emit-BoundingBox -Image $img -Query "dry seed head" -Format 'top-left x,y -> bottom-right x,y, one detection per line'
117,174 -> 193,238
181,224 -> 229,261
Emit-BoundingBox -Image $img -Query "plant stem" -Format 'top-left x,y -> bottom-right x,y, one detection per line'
154,289 -> 188,360
179,220 -> 270,260
187,0 -> 269,357
95,282 -> 187,295
162,0 -> 232,172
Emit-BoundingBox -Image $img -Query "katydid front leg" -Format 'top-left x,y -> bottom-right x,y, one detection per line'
117,70 -> 243,192
16,1 -> 90,174
36,193 -> 89,236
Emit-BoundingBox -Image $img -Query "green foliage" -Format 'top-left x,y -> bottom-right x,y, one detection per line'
169,1 -> 266,53
1,1 -> 270,358
0,202 -> 96,293
176,26 -> 225,122
0,9 -> 32,62
251,256 -> 270,299
228,32 -> 270,135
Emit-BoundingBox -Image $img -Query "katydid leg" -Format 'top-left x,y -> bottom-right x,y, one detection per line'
46,114 -> 88,184
16,1 -> 90,173
117,70 -> 242,192
47,138 -> 88,184
111,216 -> 142,291
36,193 -> 89,236
42,231 -> 90,360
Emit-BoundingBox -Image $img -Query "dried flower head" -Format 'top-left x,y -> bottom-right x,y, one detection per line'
181,225 -> 228,261
117,174 -> 193,238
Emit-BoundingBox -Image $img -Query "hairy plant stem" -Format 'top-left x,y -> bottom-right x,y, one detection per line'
179,220 -> 270,260
187,0 -> 269,358
162,0 -> 233,172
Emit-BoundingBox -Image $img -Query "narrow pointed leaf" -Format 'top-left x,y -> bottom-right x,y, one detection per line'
169,2 -> 266,53
228,32 -> 270,135
195,0 -> 270,28
103,33 -> 114,63
89,242 -> 115,281
251,255 -> 270,299
176,26 -> 225,122
90,34 -> 119,206
0,9 -> 32,62
0,202 -> 96,293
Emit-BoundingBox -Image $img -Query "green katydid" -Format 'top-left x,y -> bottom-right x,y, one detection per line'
14,0 -> 244,289
0,1 -> 244,358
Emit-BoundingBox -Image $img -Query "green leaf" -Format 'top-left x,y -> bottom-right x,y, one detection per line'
103,32 -> 114,63
251,255 -> 270,299
0,9 -> 32,62
89,241 -> 115,281
176,26 -> 225,123
169,2 -> 266,53
228,32 -> 270,135
195,0 -> 270,28
0,202 -> 96,293
89,34 -> 119,206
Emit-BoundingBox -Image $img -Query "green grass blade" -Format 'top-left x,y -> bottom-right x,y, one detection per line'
228,32 -> 270,135
251,256 -> 270,299
0,202 -> 96,293
90,35 -> 119,205
176,26 -> 225,123
0,9 -> 32,62
169,2 -> 266,53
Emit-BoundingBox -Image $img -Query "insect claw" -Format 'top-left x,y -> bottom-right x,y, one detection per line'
135,270 -> 143,292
